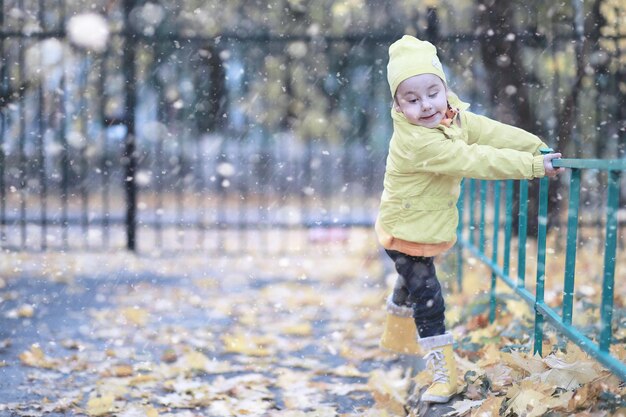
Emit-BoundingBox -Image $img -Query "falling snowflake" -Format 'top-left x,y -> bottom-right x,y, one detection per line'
66,13 -> 110,53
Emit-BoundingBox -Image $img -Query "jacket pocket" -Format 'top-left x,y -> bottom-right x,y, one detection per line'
392,197 -> 458,244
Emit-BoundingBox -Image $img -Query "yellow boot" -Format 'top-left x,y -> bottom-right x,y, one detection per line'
419,332 -> 457,403
380,295 -> 421,355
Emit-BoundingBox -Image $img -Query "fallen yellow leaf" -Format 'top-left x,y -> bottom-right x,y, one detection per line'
476,343 -> 503,367
19,344 -> 56,369
469,323 -> 501,344
181,350 -> 211,371
281,323 -> 312,336
17,304 -> 35,318
94,378 -> 131,400
145,406 -> 159,417
109,364 -> 133,378
86,394 -> 115,416
128,374 -> 157,386
368,367 -> 410,416
323,364 -> 366,378
611,343 -> 626,361
470,395 -> 504,417
504,298 -> 533,320
222,333 -> 273,356
121,307 -> 149,326
501,351 -> 546,375
506,387 -> 550,417
484,363 -> 514,391
539,354 -> 599,389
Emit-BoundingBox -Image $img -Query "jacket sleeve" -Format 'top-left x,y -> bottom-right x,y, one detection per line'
391,124 -> 545,180
463,111 -> 548,156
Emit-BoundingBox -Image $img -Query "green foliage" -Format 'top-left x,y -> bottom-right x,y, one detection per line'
4,0 -> 624,152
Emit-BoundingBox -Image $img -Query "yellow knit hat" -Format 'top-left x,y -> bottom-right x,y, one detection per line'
387,35 -> 447,98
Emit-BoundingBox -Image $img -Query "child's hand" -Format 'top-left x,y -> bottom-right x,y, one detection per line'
543,153 -> 565,177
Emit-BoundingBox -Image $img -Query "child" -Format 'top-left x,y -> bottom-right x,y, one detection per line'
375,35 -> 563,403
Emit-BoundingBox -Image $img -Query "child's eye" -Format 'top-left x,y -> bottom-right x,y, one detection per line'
429,92 -> 438,98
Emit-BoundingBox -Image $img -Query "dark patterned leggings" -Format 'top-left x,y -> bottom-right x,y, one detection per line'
385,250 -> 446,338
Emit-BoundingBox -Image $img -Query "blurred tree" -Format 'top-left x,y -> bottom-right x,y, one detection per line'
3,0 -> 625,171
194,44 -> 227,133
473,1 -> 536,133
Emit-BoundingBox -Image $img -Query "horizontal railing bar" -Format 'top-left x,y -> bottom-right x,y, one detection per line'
10,215 -> 625,230
0,219 -> 374,229
553,158 -> 626,170
536,302 -> 626,382
461,236 -> 626,382
0,30 -> 497,43
2,29 -> 613,44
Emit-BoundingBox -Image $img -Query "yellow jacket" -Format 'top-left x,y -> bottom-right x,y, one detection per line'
376,104 -> 548,256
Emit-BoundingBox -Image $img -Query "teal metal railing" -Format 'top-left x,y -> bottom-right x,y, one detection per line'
456,156 -> 626,382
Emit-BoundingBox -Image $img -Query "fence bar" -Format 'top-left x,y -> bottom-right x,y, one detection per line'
123,0 -> 138,251
194,125 -> 205,251
0,2 -> 6,245
517,180 -> 529,287
79,61 -> 90,248
552,158 -> 626,170
176,121 -> 185,249
457,159 -> 625,381
456,180 -> 465,291
479,181 -> 487,253
37,0 -> 48,250
533,165 -> 551,355
60,60 -> 69,249
562,169 -> 581,325
98,58 -> 110,249
18,3 -> 26,248
155,84 -> 165,250
489,181 -> 501,322
536,302 -> 626,381
503,180 -> 514,276
600,170 -> 620,352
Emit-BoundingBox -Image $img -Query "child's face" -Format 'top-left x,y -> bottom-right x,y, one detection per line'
393,74 -> 448,128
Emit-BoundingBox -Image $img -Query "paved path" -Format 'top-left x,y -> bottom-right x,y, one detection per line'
0,253 -> 459,417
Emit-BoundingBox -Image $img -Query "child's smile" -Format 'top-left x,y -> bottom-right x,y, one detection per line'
394,73 -> 448,128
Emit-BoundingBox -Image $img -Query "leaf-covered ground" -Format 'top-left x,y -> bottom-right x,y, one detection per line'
0,231 -> 624,416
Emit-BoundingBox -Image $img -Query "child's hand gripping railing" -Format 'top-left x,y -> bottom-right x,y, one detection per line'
456,154 -> 626,382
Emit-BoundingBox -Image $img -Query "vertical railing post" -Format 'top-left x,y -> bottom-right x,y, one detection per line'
0,1 -> 6,246
456,180 -> 465,292
600,170 -> 620,352
503,180 -> 514,276
489,181 -> 501,322
123,0 -> 138,251
479,181 -> 487,253
58,0 -> 69,249
37,0 -> 47,250
533,149 -> 552,355
562,169 -> 581,325
17,1 -> 26,248
518,181 -> 529,287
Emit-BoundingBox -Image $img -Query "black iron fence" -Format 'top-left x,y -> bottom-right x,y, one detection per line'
1,1 -> 624,254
